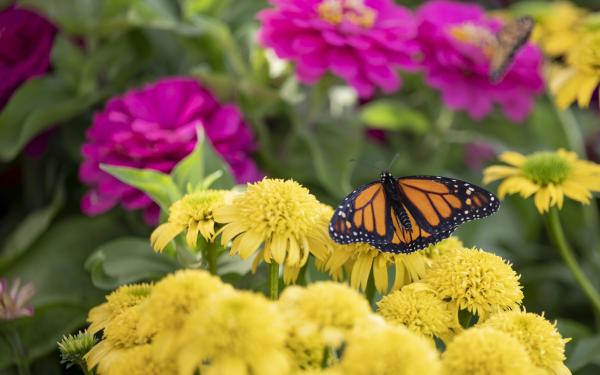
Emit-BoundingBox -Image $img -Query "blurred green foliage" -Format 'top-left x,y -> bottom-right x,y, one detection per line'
1,0 -> 600,373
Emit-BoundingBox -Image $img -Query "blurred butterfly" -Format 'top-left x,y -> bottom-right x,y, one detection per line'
329,172 -> 499,254
489,16 -> 535,82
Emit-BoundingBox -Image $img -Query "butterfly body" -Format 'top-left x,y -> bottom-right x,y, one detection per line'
329,172 -> 499,254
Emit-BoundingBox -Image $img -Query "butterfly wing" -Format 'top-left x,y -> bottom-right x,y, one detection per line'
490,16 -> 534,82
329,181 -> 394,245
397,176 -> 500,234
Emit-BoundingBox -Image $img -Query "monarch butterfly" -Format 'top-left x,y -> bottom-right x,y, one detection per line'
329,172 -> 499,254
489,16 -> 535,82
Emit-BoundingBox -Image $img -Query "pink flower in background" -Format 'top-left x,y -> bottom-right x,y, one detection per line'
79,78 -> 262,223
258,0 -> 419,98
464,141 -> 497,171
0,6 -> 56,109
415,0 -> 543,122
0,279 -> 35,321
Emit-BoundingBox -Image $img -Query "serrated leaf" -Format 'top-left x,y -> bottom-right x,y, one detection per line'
100,165 -> 182,211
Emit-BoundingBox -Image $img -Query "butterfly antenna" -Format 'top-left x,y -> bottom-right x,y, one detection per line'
387,154 -> 401,171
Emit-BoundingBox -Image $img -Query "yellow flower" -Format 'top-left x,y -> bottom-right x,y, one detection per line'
215,178 -> 329,283
109,344 -> 177,375
377,283 -> 457,341
424,247 -> 523,321
151,190 -> 230,251
176,291 -> 290,375
87,283 -> 152,334
279,282 -> 371,348
421,236 -> 464,259
338,318 -> 442,375
442,327 -> 540,375
86,304 -> 152,374
550,31 -> 600,109
324,242 -> 429,294
530,1 -> 588,57
482,311 -> 571,375
137,269 -> 232,338
483,149 -> 600,213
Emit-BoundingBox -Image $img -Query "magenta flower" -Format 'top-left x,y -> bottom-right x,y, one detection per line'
464,141 -> 497,171
258,0 -> 419,98
0,6 -> 56,109
415,0 -> 543,122
79,77 -> 262,223
0,278 -> 35,321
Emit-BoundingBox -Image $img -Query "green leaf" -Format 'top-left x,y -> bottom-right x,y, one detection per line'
172,128 -> 206,191
360,100 -> 430,134
100,165 -> 182,211
51,35 -> 89,93
0,214 -> 127,368
200,134 -> 235,190
0,188 -> 64,272
0,76 -> 103,161
567,335 -> 600,371
85,237 -> 178,290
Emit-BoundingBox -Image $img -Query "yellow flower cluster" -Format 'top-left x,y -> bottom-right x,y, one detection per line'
530,1 -> 600,108
82,236 -> 571,374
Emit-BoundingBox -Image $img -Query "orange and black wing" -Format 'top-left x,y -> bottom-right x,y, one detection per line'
490,16 -> 534,82
397,176 -> 499,235
329,182 -> 393,246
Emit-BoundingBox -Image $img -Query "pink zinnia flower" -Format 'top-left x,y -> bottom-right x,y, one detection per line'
0,278 -> 35,321
79,77 -> 262,223
258,0 -> 418,98
415,0 -> 544,122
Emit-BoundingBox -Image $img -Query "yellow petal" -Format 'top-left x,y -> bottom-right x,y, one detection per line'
499,151 -> 527,167
285,237 -> 301,266
372,255 -> 388,294
185,221 -> 199,248
350,253 -> 373,291
555,72 -> 587,109
325,247 -> 352,274
150,223 -> 184,252
577,75 -> 600,108
232,231 -> 264,259
220,222 -> 247,246
268,234 -> 288,264
534,187 -> 552,213
549,66 -> 576,94
497,176 -> 539,199
482,166 -> 520,184
562,180 -> 592,204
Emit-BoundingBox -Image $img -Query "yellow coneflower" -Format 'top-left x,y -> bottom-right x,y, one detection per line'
109,344 -> 177,375
324,242 -> 429,294
150,190 -> 231,251
482,311 -> 571,375
175,291 -> 290,375
214,178 -> 329,284
87,283 -> 152,334
550,31 -> 600,109
339,318 -> 442,375
442,327 -> 539,375
424,247 -> 523,321
483,149 -> 600,213
377,283 -> 457,341
529,1 -> 588,57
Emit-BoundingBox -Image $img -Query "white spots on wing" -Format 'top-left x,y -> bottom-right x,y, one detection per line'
466,190 -> 472,195
338,211 -> 346,218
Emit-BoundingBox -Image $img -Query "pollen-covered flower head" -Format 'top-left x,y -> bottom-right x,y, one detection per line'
176,291 -> 290,375
87,283 -> 152,333
324,242 -> 429,294
215,178 -> 329,280
424,247 -> 523,320
109,344 -> 177,375
483,149 -> 600,213
442,327 -> 540,375
137,269 -> 232,336
258,0 -> 419,98
79,77 -> 261,224
279,282 -> 371,348
550,31 -> 600,109
0,278 -> 35,321
151,189 -> 232,251
377,283 -> 456,340
339,319 -> 442,375
482,311 -> 571,375
421,236 -> 463,259
414,0 -> 543,121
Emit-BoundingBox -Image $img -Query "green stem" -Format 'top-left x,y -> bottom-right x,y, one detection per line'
207,241 -> 218,275
552,102 -> 585,157
269,262 -> 280,300
6,330 -> 30,375
545,207 -> 600,314
365,271 -> 376,307
321,346 -> 330,368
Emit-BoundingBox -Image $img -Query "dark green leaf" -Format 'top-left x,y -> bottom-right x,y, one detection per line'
172,128 -> 205,192
567,335 -> 600,371
100,165 -> 182,212
85,237 -> 178,290
360,100 -> 430,134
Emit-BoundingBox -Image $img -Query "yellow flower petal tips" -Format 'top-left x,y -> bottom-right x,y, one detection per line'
483,149 -> 600,213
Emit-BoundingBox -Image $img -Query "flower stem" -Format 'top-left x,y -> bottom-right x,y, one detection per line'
545,207 -> 600,314
321,346 -> 330,368
269,261 -> 280,300
4,330 -> 30,375
207,241 -> 218,275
